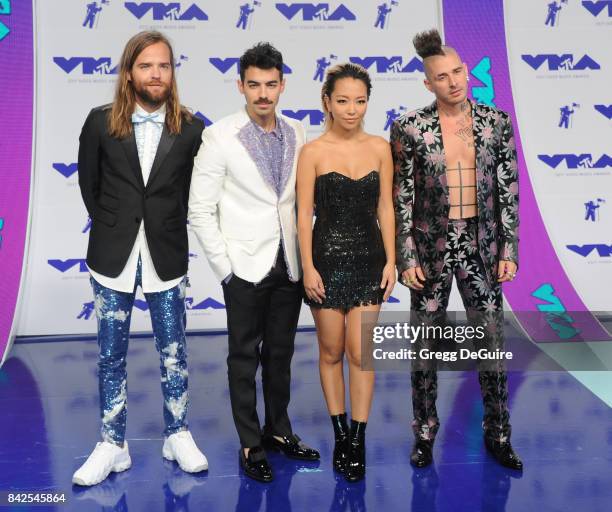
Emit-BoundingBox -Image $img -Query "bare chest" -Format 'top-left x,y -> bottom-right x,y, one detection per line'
440,115 -> 476,170
439,111 -> 478,218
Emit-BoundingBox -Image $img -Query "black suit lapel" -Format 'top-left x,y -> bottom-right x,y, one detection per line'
120,131 -> 145,188
146,125 -> 177,189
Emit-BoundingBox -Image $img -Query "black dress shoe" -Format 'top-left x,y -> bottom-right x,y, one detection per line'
410,439 -> 433,468
239,446 -> 273,482
345,420 -> 366,482
331,413 -> 350,473
484,438 -> 523,470
263,434 -> 320,461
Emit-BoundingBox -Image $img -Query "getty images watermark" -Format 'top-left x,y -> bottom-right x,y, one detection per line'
360,311 -> 612,372
371,321 -> 512,362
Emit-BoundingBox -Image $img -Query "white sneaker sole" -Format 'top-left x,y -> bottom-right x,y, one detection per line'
72,456 -> 132,487
162,442 -> 208,473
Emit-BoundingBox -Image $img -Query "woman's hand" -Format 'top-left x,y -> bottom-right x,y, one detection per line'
380,262 -> 397,301
304,266 -> 326,304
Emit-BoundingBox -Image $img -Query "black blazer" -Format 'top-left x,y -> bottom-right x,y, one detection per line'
78,105 -> 204,281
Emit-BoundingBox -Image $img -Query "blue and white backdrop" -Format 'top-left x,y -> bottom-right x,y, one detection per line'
12,0 -> 612,337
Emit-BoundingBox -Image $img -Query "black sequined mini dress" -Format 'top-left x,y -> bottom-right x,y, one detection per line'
305,170 -> 386,310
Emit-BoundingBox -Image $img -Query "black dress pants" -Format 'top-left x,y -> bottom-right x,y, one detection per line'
222,247 -> 302,448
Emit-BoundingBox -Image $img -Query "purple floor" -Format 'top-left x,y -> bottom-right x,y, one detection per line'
1,330 -> 611,511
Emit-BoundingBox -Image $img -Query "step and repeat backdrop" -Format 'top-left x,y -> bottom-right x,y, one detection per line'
1,0 -> 610,346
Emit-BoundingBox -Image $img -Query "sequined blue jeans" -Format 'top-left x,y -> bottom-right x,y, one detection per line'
91,260 -> 189,445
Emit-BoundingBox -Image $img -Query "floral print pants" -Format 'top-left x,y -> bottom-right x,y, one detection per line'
410,218 -> 511,444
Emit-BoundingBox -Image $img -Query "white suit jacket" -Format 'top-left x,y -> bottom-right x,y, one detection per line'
188,108 -> 306,283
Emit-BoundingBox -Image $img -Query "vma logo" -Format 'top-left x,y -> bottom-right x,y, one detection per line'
582,0 -> 612,16
558,103 -> 579,129
185,297 -> 226,310
282,109 -> 325,126
82,1 -> 110,29
374,1 -> 399,30
209,57 -> 292,75
567,244 -> 612,257
594,104 -> 612,120
236,1 -> 261,30
384,106 -> 407,131
313,54 -> 337,82
538,153 -> 612,169
275,3 -> 356,21
54,57 -> 118,75
584,198 -> 605,221
349,56 -> 423,74
522,54 -> 601,71
53,163 -> 78,178
77,301 -> 95,320
544,0 -> 567,27
48,259 -> 88,273
471,57 -> 495,106
0,0 -> 11,43
194,112 -> 213,127
83,217 -> 92,234
124,2 -> 208,21
532,283 -> 580,340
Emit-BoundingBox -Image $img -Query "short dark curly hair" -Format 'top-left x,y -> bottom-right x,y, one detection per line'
239,42 -> 284,82
413,29 -> 447,59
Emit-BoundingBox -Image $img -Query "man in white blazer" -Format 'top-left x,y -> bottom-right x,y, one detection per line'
188,43 -> 320,482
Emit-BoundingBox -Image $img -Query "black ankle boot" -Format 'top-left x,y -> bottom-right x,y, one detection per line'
345,420 -> 366,482
330,413 -> 350,473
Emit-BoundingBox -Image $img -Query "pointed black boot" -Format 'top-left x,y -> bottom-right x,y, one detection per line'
330,413 -> 350,473
345,420 -> 366,482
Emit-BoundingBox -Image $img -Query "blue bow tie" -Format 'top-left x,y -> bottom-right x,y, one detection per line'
131,112 -> 165,124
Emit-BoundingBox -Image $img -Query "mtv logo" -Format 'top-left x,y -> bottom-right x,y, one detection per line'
349,56 -> 423,73
594,104 -> 612,120
209,57 -> 292,74
275,3 -> 356,21
48,258 -> 88,273
194,112 -> 213,127
53,163 -> 78,178
521,54 -> 600,71
566,244 -> 612,257
582,0 -> 612,16
281,109 -> 325,126
124,2 -> 208,21
53,57 -> 118,75
538,153 -> 612,169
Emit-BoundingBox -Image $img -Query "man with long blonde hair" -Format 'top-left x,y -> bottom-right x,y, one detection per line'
73,30 -> 207,487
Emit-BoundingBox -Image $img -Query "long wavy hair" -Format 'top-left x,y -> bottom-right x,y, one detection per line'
108,31 -> 192,138
321,62 -> 372,131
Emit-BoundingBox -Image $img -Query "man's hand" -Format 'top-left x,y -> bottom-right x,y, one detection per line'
497,260 -> 517,283
401,267 -> 426,290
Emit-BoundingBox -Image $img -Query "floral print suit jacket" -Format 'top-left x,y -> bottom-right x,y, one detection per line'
390,100 -> 519,286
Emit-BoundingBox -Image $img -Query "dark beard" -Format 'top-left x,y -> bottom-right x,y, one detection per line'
133,82 -> 170,110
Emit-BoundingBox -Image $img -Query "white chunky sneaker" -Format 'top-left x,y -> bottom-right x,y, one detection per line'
162,431 -> 208,473
72,441 -> 132,486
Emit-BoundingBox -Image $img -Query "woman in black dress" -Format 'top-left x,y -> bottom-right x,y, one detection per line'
297,63 -> 396,482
